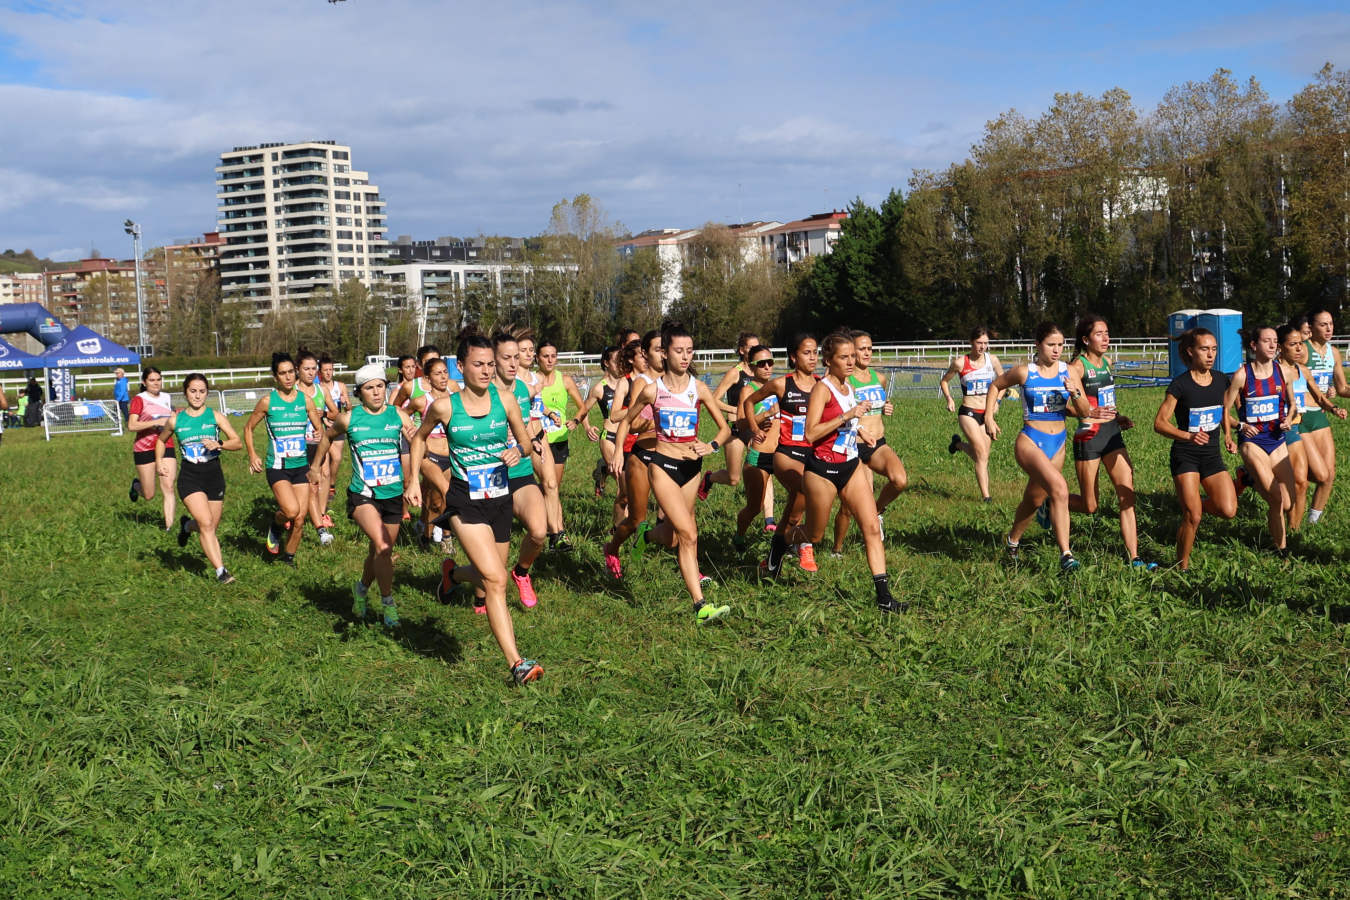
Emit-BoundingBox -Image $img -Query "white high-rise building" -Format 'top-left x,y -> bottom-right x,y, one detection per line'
215,140 -> 387,324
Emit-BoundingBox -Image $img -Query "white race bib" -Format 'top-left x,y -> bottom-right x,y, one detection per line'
1188,405 -> 1221,433
789,414 -> 806,442
1097,385 -> 1116,409
1244,395 -> 1278,423
465,461 -> 508,499
658,407 -> 697,439
856,383 -> 886,411
831,425 -> 858,459
962,377 -> 990,397
360,452 -> 402,487
272,436 -> 305,458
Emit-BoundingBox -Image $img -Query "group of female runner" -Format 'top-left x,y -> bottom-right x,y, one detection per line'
937,311 -> 1348,573
124,309 -> 1350,681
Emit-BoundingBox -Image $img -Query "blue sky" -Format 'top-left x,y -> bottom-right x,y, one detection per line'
0,0 -> 1346,260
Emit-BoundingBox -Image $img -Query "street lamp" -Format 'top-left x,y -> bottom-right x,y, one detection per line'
123,219 -> 146,353
211,330 -> 221,356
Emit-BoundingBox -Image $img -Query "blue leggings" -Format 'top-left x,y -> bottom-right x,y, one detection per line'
1020,426 -> 1067,459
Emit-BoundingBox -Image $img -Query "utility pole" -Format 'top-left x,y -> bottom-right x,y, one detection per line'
124,219 -> 146,352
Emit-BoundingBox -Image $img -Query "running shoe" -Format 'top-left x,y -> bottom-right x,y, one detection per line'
381,602 -> 400,629
216,569 -> 235,585
402,509 -> 411,522
630,522 -> 652,564
764,518 -> 777,533
948,434 -> 961,455
129,477 -> 140,502
697,472 -> 713,500
1235,465 -> 1251,492
604,551 -> 623,579
553,532 -> 575,553
877,593 -> 908,614
1130,557 -> 1159,571
352,582 -> 368,620
440,558 -> 457,594
798,544 -> 818,572
265,523 -> 281,555
276,552 -> 297,568
830,550 -> 844,559
982,496 -> 993,503
320,514 -> 334,529
474,602 -> 487,615
1059,553 -> 1081,574
1005,536 -> 1020,564
764,533 -> 787,576
177,515 -> 192,548
694,601 -> 731,624
512,569 -> 538,608
431,525 -> 443,544
319,528 -> 334,546
1035,499 -> 1050,530
511,658 -> 544,685
699,572 -> 714,586
731,533 -> 748,553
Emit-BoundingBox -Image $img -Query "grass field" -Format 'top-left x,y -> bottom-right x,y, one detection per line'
2,388 -> 1348,897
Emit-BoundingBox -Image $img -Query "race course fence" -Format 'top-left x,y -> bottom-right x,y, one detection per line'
43,399 -> 123,441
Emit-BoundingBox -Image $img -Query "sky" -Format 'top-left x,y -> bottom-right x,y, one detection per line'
0,0 -> 1347,261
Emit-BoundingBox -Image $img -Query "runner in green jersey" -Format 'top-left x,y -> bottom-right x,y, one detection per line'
830,329 -> 908,555
244,352 -> 325,565
408,330 -> 543,685
1063,316 -> 1155,569
1303,309 -> 1348,523
480,331 -> 549,610
310,364 -> 415,628
536,339 -> 588,551
296,350 -> 339,546
155,373 -> 243,583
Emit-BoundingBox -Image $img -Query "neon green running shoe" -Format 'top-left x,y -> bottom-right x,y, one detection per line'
630,521 -> 652,564
695,601 -> 731,624
352,582 -> 368,620
381,602 -> 400,629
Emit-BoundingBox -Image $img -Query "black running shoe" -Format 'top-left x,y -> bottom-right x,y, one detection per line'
129,477 -> 140,502
948,434 -> 961,455
876,593 -> 909,614
177,515 -> 192,548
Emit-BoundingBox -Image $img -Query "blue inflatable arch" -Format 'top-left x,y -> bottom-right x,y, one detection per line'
0,303 -> 70,347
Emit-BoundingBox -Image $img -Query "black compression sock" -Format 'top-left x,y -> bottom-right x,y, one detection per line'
873,573 -> 891,598
513,564 -> 530,578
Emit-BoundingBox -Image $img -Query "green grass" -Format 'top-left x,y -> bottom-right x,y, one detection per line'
1,390 -> 1348,897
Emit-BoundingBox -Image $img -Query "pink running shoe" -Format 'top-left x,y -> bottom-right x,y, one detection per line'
512,569 -> 538,608
604,551 -> 623,579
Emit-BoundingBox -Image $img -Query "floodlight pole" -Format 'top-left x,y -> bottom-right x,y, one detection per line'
125,219 -> 146,351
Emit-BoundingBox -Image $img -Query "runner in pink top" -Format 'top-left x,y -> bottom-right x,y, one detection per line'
127,366 -> 178,530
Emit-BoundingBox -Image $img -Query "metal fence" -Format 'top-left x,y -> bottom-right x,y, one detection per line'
42,399 -> 123,441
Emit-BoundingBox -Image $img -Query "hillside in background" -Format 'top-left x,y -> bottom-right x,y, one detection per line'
0,248 -> 62,275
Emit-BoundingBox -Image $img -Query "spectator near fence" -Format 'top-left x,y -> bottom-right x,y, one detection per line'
113,368 -> 130,422
23,377 -> 43,427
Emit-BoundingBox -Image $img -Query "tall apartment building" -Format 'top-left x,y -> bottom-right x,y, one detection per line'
215,140 -> 387,325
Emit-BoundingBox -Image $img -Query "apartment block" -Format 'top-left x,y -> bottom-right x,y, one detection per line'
0,271 -> 46,305
41,257 -> 165,344
161,231 -> 224,301
615,214 -> 843,310
215,140 -> 387,325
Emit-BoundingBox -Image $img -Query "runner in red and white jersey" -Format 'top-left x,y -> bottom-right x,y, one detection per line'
127,366 -> 178,531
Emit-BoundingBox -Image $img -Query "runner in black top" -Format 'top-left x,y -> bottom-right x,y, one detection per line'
1153,327 -> 1238,570
699,331 -> 760,500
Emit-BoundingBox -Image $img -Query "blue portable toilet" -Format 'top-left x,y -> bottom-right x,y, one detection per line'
1168,309 -> 1201,377
1197,308 -> 1243,376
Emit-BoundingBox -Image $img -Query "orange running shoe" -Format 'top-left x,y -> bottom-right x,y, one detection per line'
798,543 -> 818,572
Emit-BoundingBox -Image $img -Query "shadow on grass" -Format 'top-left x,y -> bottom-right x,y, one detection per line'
888,523 -> 1004,562
150,546 -> 208,576
307,581 -> 464,665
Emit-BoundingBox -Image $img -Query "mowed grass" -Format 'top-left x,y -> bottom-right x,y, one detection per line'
1,388 -> 1348,898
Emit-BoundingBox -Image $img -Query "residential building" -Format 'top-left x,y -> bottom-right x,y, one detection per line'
378,259 -> 578,340
215,140 -> 387,325
0,272 -> 45,305
161,231 -> 224,302
385,235 -> 530,265
614,215 -> 842,310
41,257 -> 163,344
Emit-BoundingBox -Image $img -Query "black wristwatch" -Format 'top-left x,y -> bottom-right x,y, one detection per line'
709,440 -> 720,452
